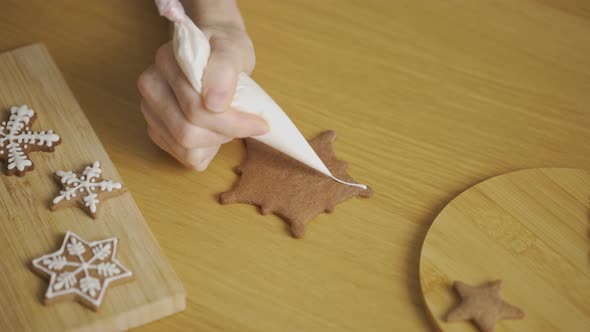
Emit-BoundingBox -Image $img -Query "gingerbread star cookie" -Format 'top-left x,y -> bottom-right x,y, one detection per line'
51,161 -> 127,218
446,280 -> 525,332
0,105 -> 61,176
31,231 -> 133,310
220,130 -> 373,238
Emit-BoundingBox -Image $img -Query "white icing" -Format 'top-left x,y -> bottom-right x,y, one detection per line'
31,231 -> 132,308
0,105 -> 60,172
52,161 -> 123,214
67,238 -> 86,256
170,18 -> 367,190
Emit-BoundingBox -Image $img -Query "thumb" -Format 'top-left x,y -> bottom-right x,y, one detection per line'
202,48 -> 240,113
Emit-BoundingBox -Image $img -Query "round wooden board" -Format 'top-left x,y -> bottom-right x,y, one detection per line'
419,168 -> 590,332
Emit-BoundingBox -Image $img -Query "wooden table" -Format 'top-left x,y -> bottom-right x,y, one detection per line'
1,1 -> 589,331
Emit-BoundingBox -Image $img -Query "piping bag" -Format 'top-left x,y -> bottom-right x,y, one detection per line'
155,0 -> 367,190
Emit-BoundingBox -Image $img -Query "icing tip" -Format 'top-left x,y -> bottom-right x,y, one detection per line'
331,176 -> 368,190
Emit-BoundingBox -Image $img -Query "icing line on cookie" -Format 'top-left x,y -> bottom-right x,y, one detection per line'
332,177 -> 368,190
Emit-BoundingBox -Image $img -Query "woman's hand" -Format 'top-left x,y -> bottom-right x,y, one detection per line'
137,2 -> 267,171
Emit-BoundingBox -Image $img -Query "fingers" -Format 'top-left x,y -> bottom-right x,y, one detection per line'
150,43 -> 268,137
186,108 -> 269,138
140,100 -> 231,148
202,40 -> 240,113
137,31 -> 264,172
147,123 -> 221,171
154,43 -> 203,116
202,29 -> 255,113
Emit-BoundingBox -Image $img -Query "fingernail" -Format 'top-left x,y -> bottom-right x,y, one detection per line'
194,156 -> 213,171
193,163 -> 207,172
204,90 -> 227,113
253,119 -> 270,136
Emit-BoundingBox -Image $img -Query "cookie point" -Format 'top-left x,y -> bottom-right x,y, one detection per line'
321,130 -> 337,141
359,186 -> 374,198
218,192 -> 232,204
290,222 -> 305,238
260,206 -> 272,215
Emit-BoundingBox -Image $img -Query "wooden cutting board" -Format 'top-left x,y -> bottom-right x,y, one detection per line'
0,44 -> 185,331
419,168 -> 590,331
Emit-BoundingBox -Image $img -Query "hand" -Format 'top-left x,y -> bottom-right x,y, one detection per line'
137,21 -> 268,171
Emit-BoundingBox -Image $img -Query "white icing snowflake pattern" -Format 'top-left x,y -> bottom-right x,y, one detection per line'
0,105 -> 60,175
52,161 -> 124,216
31,231 -> 132,310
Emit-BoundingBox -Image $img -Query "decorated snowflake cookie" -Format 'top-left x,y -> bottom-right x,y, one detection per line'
51,161 -> 127,218
0,105 -> 61,176
31,231 -> 133,310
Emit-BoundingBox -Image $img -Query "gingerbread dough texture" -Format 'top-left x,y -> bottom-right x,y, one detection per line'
220,130 -> 373,238
31,231 -> 133,311
446,280 -> 525,332
0,105 -> 61,176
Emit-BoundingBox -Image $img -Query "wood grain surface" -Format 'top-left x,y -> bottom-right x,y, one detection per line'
1,0 -> 589,331
420,168 -> 590,332
0,44 -> 185,331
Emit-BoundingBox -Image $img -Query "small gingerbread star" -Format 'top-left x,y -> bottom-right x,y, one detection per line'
31,231 -> 133,310
446,280 -> 525,332
51,161 -> 127,218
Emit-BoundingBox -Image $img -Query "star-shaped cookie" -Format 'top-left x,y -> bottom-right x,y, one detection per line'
220,130 -> 373,238
446,280 -> 525,332
31,231 -> 133,310
51,161 -> 127,218
0,105 -> 61,176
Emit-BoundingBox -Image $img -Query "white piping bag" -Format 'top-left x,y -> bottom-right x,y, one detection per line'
155,0 -> 366,190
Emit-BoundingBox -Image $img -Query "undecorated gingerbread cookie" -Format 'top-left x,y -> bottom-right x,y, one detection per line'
0,105 -> 61,176
31,231 -> 133,311
446,280 -> 525,332
220,130 -> 373,238
51,161 -> 127,218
